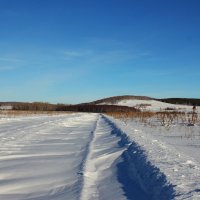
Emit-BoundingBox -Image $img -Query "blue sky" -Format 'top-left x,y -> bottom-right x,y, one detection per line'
0,0 -> 200,103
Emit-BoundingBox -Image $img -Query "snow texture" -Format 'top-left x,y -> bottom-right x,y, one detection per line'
0,112 -> 200,199
108,116 -> 200,200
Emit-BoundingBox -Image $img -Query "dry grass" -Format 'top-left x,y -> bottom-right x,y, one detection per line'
107,110 -> 199,127
107,111 -> 155,125
0,110 -> 72,117
107,110 -> 200,140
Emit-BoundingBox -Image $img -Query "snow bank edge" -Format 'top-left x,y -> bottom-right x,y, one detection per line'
103,115 -> 176,200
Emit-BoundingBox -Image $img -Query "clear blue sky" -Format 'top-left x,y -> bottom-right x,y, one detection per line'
0,0 -> 200,103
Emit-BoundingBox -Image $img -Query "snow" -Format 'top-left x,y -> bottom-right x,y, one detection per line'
0,105 -> 12,110
106,116 -> 200,200
0,112 -> 200,199
0,113 -> 99,200
80,115 -> 126,200
99,99 -> 200,112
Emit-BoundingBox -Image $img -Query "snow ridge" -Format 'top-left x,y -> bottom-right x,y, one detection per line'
103,116 -> 176,200
102,116 -> 131,146
79,115 -> 100,200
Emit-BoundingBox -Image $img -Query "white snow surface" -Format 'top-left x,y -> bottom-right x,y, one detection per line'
0,105 -> 12,110
108,116 -> 200,200
99,99 -> 200,112
0,113 -> 99,200
0,112 -> 200,200
0,113 -> 148,200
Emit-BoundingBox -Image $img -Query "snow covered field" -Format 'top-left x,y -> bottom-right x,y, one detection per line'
108,116 -> 200,200
0,112 -> 200,199
99,99 -> 200,112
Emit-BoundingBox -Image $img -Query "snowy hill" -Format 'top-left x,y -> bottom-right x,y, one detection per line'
90,95 -> 153,105
91,96 -> 199,112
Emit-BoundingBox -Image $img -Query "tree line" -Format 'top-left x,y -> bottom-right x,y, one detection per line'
12,102 -> 139,113
160,98 -> 200,106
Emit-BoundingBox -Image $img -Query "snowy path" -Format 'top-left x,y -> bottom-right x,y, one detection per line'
79,115 -> 146,200
80,115 -> 150,200
1,113 -> 199,199
0,113 -> 152,200
0,113 -> 148,200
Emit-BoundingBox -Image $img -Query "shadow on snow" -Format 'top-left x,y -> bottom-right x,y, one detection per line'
103,115 -> 176,200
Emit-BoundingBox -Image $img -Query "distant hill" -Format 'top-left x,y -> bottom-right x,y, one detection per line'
89,95 -> 153,105
84,95 -> 200,112
1,96 -> 200,112
87,95 -> 200,106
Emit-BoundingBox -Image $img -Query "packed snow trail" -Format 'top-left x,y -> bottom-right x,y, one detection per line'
0,113 -> 152,200
80,115 -> 150,200
79,114 -> 127,200
3,112 -> 192,199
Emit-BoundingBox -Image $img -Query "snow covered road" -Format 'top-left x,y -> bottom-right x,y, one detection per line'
0,113 -> 199,200
0,113 -> 150,200
80,115 -> 150,200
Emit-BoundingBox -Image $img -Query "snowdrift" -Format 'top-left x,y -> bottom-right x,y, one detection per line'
103,116 -> 175,199
106,115 -> 200,200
